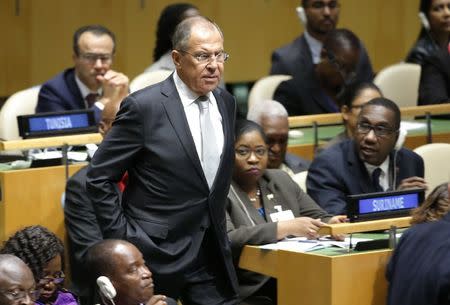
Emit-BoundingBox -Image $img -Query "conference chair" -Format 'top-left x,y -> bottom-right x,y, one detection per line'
247,75 -> 292,109
292,170 -> 308,192
413,143 -> 450,195
0,86 -> 41,141
374,62 -> 421,108
130,70 -> 173,93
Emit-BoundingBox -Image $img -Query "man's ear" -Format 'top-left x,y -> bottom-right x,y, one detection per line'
172,50 -> 182,68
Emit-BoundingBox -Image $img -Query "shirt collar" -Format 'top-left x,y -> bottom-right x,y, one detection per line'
365,156 -> 390,176
304,30 -> 323,64
173,70 -> 213,108
74,73 -> 102,99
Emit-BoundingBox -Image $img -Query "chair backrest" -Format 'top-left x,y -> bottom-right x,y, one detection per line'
292,170 -> 308,192
130,70 -> 173,93
0,86 -> 41,140
248,75 -> 292,109
374,62 -> 421,108
413,143 -> 450,195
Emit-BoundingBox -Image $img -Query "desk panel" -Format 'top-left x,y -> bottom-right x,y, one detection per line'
0,163 -> 85,242
240,246 -> 392,305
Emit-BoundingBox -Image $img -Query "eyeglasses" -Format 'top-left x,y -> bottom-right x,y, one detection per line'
357,122 -> 398,137
235,147 -> 268,159
0,289 -> 40,302
38,271 -> 65,286
179,50 -> 229,64
78,53 -> 113,64
309,0 -> 340,10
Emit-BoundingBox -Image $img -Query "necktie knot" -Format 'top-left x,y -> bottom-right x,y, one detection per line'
86,93 -> 100,107
196,96 -> 209,111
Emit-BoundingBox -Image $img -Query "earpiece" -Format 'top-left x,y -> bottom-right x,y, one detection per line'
97,276 -> 117,301
296,6 -> 308,25
394,127 -> 407,150
418,12 -> 430,31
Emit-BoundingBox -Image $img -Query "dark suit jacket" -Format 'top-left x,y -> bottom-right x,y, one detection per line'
36,68 -> 102,122
226,169 -> 332,300
386,212 -> 450,305
270,34 -> 374,116
306,140 -> 425,215
86,75 -> 238,297
418,50 -> 450,106
405,33 -> 441,66
284,152 -> 310,173
64,166 -> 105,303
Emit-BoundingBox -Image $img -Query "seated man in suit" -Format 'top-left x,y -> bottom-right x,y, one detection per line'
306,97 -> 428,215
86,239 -> 176,305
0,254 -> 36,305
270,1 -> 373,113
386,183 -> 450,305
64,99 -> 123,305
274,29 -> 364,115
247,99 -> 310,175
36,24 -> 129,123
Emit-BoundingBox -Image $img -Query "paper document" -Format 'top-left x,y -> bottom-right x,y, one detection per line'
259,236 -> 371,253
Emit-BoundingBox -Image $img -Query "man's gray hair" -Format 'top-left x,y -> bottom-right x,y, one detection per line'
247,99 -> 288,124
172,16 -> 223,51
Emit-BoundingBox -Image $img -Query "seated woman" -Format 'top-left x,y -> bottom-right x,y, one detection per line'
0,225 -> 78,305
406,0 -> 450,66
226,119 -> 345,305
320,82 -> 382,151
411,182 -> 449,225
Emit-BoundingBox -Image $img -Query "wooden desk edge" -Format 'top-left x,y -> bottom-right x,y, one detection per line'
318,216 -> 412,235
0,133 -> 103,150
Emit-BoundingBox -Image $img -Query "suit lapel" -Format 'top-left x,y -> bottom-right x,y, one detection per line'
160,77 -> 206,183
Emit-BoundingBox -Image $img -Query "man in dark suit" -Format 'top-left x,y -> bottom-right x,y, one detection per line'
306,97 -> 428,215
270,0 -> 373,81
386,185 -> 450,305
247,99 -> 310,175
86,16 -> 238,304
64,99 -> 123,305
36,25 -> 129,123
419,50 -> 450,106
274,28 -> 365,116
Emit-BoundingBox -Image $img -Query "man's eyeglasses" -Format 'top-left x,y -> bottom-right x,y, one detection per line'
0,289 -> 40,302
235,147 -> 268,159
309,0 -> 340,10
357,122 -> 398,137
38,271 -> 65,286
179,50 -> 229,64
78,53 -> 113,64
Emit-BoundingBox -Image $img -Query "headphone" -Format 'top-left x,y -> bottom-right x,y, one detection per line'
296,6 -> 308,25
97,276 -> 117,305
418,12 -> 430,31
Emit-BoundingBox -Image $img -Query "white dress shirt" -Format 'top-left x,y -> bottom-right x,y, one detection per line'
75,74 -> 104,110
365,157 -> 390,191
304,30 -> 323,65
173,71 -> 224,162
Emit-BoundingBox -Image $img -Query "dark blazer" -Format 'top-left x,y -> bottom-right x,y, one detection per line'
226,169 -> 332,300
405,33 -> 441,66
306,140 -> 425,215
284,152 -> 310,173
270,34 -> 374,116
36,68 -> 102,122
418,50 -> 450,106
386,212 -> 450,305
86,75 -> 238,297
64,166 -> 105,303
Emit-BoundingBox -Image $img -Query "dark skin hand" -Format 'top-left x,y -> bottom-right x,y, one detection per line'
398,176 -> 428,191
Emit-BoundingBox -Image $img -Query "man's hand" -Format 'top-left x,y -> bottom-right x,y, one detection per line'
398,176 -> 428,191
327,215 -> 347,241
277,217 -> 325,240
147,294 -> 169,305
97,70 -> 129,105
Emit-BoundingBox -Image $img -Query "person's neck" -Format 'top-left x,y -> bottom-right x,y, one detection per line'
431,30 -> 450,48
306,28 -> 327,43
238,181 -> 258,195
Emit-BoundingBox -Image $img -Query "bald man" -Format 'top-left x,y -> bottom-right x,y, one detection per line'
0,254 -> 36,305
87,239 -> 176,305
247,99 -> 310,175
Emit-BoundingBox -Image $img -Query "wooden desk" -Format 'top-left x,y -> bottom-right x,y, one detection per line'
0,163 -> 86,242
239,246 -> 391,305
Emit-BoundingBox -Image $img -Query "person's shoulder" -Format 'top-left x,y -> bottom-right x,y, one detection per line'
41,68 -> 74,88
265,168 -> 291,181
274,34 -> 305,55
397,147 -> 423,161
316,139 -> 350,159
